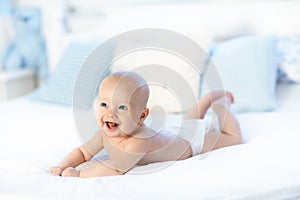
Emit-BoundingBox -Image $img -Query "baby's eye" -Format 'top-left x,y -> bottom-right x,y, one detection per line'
118,105 -> 128,110
100,102 -> 108,108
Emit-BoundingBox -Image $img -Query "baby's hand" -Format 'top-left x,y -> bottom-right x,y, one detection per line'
61,167 -> 80,177
48,165 -> 64,176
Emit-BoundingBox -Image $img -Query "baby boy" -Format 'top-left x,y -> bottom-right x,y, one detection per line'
49,71 -> 242,177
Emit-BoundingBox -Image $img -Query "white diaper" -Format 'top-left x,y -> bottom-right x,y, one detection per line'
168,119 -> 207,156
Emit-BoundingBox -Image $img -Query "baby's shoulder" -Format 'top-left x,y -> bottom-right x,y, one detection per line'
121,136 -> 150,154
134,125 -> 157,139
122,127 -> 155,153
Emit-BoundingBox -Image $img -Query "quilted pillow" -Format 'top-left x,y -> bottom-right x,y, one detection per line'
31,41 -> 113,106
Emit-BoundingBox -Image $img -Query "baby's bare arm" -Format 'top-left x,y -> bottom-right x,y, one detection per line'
75,138 -> 148,178
77,161 -> 124,177
48,147 -> 86,176
48,130 -> 104,175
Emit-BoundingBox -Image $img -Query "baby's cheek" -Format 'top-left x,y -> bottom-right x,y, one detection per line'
122,113 -> 137,124
95,113 -> 103,126
121,117 -> 140,133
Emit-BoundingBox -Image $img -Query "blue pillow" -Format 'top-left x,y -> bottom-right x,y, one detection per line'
202,35 -> 280,113
277,37 -> 300,83
31,41 -> 113,106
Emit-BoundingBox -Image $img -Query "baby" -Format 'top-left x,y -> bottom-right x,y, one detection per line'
49,71 -> 242,177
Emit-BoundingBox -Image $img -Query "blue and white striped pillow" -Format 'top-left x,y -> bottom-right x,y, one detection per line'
32,41 -> 113,106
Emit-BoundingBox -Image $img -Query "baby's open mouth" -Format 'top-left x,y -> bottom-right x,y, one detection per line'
105,121 -> 119,130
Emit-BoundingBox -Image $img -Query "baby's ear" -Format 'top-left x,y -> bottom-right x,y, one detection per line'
140,108 -> 149,122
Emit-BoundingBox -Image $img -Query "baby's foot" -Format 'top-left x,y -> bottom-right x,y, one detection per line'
203,90 -> 234,106
212,91 -> 234,108
211,96 -> 233,110
196,90 -> 234,119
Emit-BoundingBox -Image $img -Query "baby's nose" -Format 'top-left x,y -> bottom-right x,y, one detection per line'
106,107 -> 117,117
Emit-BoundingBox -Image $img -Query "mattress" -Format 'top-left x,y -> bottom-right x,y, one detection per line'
0,83 -> 300,200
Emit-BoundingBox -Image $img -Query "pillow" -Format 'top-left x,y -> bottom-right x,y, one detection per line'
202,35 -> 280,113
277,37 -> 300,83
111,38 -> 208,113
112,49 -> 201,113
31,41 -> 113,106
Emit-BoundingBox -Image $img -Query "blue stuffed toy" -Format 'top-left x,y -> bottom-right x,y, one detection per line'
2,7 -> 48,80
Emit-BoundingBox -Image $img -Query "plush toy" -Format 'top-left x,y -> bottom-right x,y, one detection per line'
2,7 -> 48,80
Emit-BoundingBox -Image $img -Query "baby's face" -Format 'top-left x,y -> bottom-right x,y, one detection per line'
95,74 -> 148,138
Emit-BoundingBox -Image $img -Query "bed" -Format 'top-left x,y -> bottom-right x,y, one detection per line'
1,1 -> 300,199
0,82 -> 300,199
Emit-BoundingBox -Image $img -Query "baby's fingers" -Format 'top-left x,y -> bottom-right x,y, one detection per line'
48,166 -> 63,175
61,167 -> 80,177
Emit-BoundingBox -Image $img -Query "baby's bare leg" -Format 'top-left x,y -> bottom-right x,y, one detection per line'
201,96 -> 242,153
184,90 -> 234,120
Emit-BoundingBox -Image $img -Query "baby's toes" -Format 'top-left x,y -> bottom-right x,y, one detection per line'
225,91 -> 234,103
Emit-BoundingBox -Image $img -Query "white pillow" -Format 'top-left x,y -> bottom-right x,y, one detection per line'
111,39 -> 206,113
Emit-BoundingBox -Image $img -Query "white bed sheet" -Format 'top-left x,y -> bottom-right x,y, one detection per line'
0,84 -> 300,200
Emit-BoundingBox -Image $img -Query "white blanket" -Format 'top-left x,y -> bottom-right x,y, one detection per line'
0,84 -> 300,200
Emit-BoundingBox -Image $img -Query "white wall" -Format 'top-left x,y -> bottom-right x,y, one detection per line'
10,0 -> 300,71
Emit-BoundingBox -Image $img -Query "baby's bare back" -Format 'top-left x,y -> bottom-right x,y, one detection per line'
103,127 -> 192,166
139,131 -> 192,165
